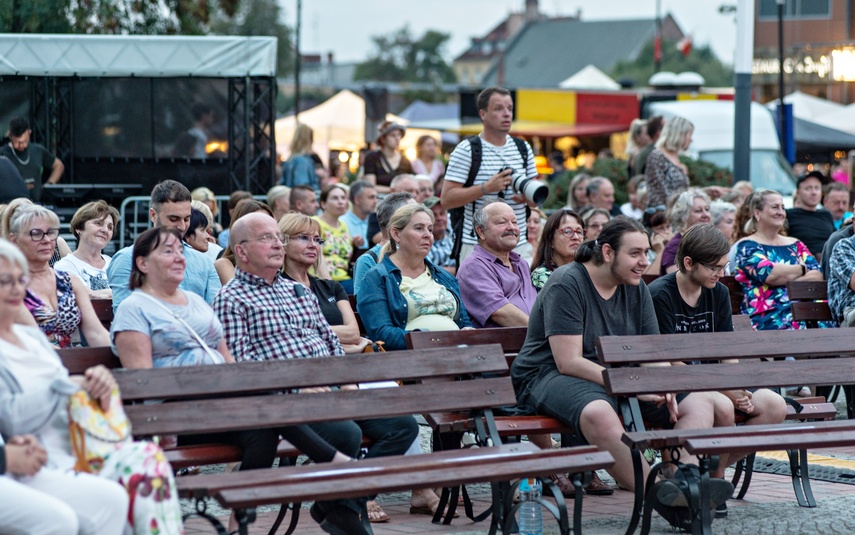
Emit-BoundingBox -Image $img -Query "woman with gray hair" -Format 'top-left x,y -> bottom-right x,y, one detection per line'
659,188 -> 711,275
710,200 -> 738,245
9,204 -> 109,348
645,116 -> 694,207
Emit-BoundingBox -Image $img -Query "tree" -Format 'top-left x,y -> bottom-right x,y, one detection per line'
210,0 -> 294,76
610,40 -> 734,88
0,0 -> 242,34
354,26 -> 456,86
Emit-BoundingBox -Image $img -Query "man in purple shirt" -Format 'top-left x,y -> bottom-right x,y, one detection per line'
457,200 -> 537,328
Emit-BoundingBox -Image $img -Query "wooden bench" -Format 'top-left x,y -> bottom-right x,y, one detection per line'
406,328 -> 577,443
113,345 -> 615,535
786,280 -> 853,416
57,346 -> 120,374
597,328 -> 850,535
90,298 -> 114,330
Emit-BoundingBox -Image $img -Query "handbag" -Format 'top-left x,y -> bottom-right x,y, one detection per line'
68,387 -> 132,473
137,292 -> 225,364
362,340 -> 386,353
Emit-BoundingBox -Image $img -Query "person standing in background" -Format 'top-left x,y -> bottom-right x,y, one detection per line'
0,117 -> 64,203
363,121 -> 413,194
411,135 -> 445,193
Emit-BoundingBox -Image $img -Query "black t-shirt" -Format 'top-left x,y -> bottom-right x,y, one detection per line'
283,273 -> 347,326
648,272 -> 733,335
786,208 -> 835,258
0,156 -> 29,203
363,150 -> 413,188
0,143 -> 55,203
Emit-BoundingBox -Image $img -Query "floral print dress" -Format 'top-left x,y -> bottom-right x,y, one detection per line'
24,270 -> 81,348
314,217 -> 353,282
734,239 -> 826,330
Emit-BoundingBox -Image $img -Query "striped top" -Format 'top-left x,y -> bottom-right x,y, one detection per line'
444,134 -> 537,246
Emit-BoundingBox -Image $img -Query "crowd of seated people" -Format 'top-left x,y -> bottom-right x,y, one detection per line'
2,147 -> 851,534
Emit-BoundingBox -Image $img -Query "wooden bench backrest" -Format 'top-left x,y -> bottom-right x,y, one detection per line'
406,327 -> 528,353
121,344 -> 516,437
57,346 -> 120,375
90,298 -> 114,329
719,275 -> 743,316
787,280 -> 833,326
596,327 -> 854,366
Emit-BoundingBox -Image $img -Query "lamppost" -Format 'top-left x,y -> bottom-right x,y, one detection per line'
777,0 -> 786,139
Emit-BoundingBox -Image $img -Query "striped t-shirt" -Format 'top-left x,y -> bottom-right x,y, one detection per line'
444,134 -> 537,246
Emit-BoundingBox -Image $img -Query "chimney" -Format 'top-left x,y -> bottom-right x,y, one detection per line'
327,51 -> 334,64
525,0 -> 539,21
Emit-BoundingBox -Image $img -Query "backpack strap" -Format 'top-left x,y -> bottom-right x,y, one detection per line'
466,136 -> 482,188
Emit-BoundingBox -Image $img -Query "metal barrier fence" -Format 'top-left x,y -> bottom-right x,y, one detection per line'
118,194 -> 265,249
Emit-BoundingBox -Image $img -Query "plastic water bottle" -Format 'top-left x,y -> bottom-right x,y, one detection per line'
518,477 -> 543,535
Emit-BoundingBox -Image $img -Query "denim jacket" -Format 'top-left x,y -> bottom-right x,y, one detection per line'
357,254 -> 471,350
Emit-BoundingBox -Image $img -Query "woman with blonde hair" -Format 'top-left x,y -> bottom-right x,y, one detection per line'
358,204 -> 471,351
645,116 -> 694,207
190,186 -> 222,235
281,123 -> 319,193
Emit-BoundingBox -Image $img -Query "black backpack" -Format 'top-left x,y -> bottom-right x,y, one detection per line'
449,136 -> 528,263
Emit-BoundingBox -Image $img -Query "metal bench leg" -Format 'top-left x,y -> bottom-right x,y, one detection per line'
503,478 -> 572,535
182,498 -> 229,535
625,449 -> 645,535
694,458 -> 714,535
234,507 -> 256,535
788,448 -> 817,507
639,461 -> 670,535
267,501 -> 300,535
733,453 -> 755,500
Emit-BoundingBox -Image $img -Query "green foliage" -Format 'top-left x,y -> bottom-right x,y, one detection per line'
354,26 -> 457,85
0,0 -> 246,34
543,156 -> 732,209
210,0 -> 293,76
611,40 -> 734,88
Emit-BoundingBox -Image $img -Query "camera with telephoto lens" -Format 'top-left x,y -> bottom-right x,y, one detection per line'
499,165 -> 548,206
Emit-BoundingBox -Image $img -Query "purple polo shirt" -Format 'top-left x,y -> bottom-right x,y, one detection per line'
457,245 -> 537,329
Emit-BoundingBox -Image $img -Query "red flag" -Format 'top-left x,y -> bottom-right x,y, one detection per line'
654,34 -> 662,63
677,36 -> 693,57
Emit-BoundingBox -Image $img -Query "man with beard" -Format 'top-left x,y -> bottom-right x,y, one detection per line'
649,224 -> 786,517
457,200 -> 537,328
511,217 -> 731,528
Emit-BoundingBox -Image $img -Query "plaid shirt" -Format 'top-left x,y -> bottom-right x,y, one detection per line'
427,232 -> 455,267
213,268 -> 344,361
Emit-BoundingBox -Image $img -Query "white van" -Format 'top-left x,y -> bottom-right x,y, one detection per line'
647,100 -> 797,197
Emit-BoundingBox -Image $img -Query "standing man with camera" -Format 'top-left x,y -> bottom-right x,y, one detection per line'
442,87 -> 539,264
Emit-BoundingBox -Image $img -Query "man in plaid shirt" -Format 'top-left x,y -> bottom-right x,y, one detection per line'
213,213 -> 343,361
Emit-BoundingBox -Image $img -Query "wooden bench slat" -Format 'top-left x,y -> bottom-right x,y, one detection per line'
785,280 -> 828,301
203,445 -> 614,506
406,327 -> 528,352
623,419 -> 855,449
57,346 -> 120,375
790,301 -> 834,323
685,429 -> 855,455
115,345 -> 507,402
605,358 -> 855,396
126,377 -> 516,436
597,328 -> 855,365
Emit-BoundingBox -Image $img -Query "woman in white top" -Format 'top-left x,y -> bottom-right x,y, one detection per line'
54,200 -> 118,299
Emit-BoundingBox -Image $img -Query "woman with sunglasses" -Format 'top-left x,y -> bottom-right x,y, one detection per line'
9,204 -> 109,348
530,209 -> 585,291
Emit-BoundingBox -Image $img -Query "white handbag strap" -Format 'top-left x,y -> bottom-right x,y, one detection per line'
137,291 -> 225,365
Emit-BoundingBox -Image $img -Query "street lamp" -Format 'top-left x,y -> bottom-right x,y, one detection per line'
777,0 -> 786,139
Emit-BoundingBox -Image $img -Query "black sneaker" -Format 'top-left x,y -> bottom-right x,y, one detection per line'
650,480 -> 692,531
715,501 -> 728,519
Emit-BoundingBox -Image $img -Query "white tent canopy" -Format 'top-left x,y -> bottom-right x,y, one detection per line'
0,34 -> 276,77
813,102 -> 855,135
766,90 -> 844,122
558,64 -> 620,90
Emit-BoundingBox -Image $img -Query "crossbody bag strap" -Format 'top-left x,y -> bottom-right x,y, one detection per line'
136,292 -> 225,365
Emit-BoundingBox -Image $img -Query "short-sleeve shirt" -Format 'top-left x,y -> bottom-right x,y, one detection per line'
314,217 -> 353,282
110,290 -> 226,368
0,143 -> 56,203
54,254 -> 111,291
828,235 -> 855,322
444,135 -> 537,246
363,151 -> 413,187
0,156 -> 28,203
512,262 -> 659,391
457,245 -> 537,328
401,267 -> 460,332
785,208 -> 835,258
660,232 -> 682,275
648,272 -> 733,335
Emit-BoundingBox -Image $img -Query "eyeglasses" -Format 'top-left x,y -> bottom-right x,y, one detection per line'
290,234 -> 325,246
240,233 -> 287,246
558,227 -> 585,239
0,275 -> 29,289
644,205 -> 666,215
700,261 -> 730,275
29,228 -> 60,242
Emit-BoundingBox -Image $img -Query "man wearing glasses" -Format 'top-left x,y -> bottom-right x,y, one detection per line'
648,223 -> 787,517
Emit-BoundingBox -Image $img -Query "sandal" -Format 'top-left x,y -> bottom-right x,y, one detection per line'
545,473 -> 582,499
366,500 -> 390,523
585,472 -> 614,495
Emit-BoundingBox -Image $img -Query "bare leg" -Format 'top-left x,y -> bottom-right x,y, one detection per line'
579,400 -> 649,490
